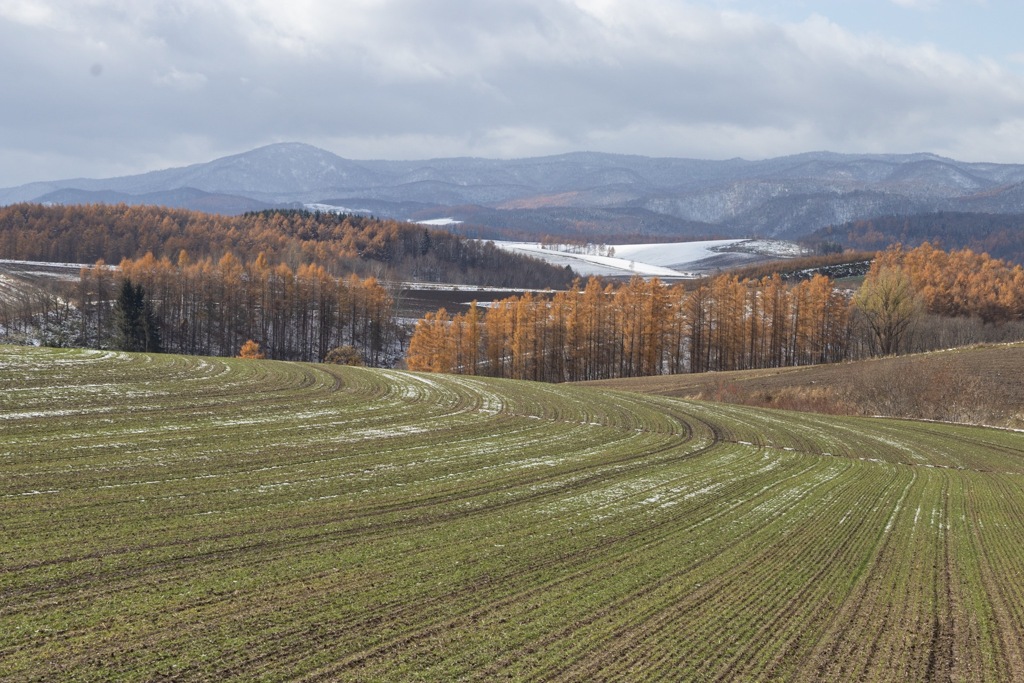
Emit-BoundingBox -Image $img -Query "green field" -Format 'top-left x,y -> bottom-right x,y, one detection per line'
3,345 -> 1024,681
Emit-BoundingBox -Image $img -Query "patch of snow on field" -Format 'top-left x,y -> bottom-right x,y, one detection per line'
489,238 -> 812,278
304,202 -> 374,215
610,240 -> 745,269
4,409 -> 78,420
683,483 -> 723,500
0,258 -> 99,270
885,473 -> 917,534
337,424 -> 431,442
398,282 -> 551,293
490,241 -> 719,277
211,416 -> 274,427
2,489 -> 60,498
415,218 -> 463,226
739,240 -> 805,257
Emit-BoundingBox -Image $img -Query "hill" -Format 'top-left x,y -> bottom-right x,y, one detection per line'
0,204 -> 574,290
4,344 -> 1024,680
582,343 -> 1024,428
809,211 -> 1024,265
6,143 -> 1024,240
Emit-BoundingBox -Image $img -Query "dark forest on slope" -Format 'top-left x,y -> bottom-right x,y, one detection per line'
808,212 -> 1024,265
0,204 -> 575,289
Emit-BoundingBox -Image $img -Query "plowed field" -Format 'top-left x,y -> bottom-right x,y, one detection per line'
3,345 -> 1024,681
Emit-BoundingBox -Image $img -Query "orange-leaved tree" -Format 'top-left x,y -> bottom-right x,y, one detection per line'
238,339 -> 265,359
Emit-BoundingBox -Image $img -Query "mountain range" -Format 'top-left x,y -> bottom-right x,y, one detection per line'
5,142 -> 1024,240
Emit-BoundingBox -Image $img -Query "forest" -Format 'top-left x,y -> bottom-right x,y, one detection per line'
811,211 -> 1024,265
0,203 -> 575,364
105,253 -> 397,363
1,251 -> 401,364
406,244 -> 1024,381
0,203 -> 574,289
3,199 -> 1024,376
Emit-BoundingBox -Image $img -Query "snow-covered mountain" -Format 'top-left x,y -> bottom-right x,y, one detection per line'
5,143 -> 1024,239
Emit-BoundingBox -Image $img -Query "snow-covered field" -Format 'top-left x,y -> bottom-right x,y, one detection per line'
490,239 -> 806,278
305,203 -> 464,227
415,217 -> 463,226
0,259 -> 97,272
304,202 -> 375,215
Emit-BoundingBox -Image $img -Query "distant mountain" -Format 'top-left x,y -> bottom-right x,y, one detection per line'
5,143 -> 1024,238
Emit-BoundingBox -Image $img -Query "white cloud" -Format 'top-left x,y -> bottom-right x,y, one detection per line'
0,0 -> 56,27
2,0 -> 1024,187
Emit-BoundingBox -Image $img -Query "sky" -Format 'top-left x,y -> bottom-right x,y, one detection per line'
2,0 -> 1024,187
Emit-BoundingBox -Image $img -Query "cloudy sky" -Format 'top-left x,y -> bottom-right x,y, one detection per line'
2,0 -> 1024,187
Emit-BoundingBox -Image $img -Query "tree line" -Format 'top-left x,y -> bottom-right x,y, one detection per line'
811,212 -> 1024,266
872,242 -> 1024,323
5,236 -> 1022,374
74,252 -> 400,364
0,204 -> 574,289
853,243 -> 1024,356
407,244 -> 1024,381
407,272 -> 853,381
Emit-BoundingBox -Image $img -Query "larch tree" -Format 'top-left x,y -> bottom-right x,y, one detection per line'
238,339 -> 265,359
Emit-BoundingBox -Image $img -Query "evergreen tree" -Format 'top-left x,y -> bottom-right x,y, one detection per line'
111,278 -> 162,352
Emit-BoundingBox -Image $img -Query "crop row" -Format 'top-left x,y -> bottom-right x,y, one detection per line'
2,345 -> 1024,680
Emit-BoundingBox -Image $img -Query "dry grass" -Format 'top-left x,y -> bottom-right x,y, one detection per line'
582,342 -> 1024,429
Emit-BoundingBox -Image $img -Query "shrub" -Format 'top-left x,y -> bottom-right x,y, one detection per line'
323,345 -> 364,366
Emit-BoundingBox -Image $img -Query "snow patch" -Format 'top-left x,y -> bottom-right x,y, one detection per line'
487,238 -> 803,278
415,218 -> 463,226
304,202 -> 374,215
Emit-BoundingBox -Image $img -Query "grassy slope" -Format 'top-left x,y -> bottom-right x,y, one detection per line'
582,343 -> 1024,428
3,346 -> 1024,680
